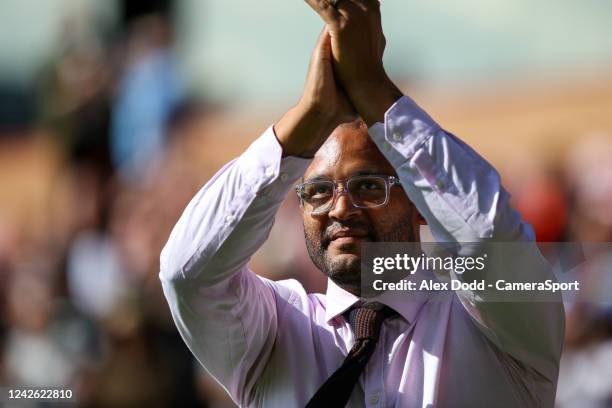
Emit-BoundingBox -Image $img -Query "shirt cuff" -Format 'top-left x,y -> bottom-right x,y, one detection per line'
241,125 -> 312,203
368,96 -> 441,165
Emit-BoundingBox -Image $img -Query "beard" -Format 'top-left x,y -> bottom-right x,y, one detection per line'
304,217 -> 416,295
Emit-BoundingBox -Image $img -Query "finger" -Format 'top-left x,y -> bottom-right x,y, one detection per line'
315,26 -> 332,59
304,0 -> 341,25
308,27 -> 329,63
307,27 -> 332,76
316,26 -> 329,47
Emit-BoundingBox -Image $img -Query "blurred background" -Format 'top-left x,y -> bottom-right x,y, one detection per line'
0,0 -> 611,406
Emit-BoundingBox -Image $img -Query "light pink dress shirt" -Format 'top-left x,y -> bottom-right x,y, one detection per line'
160,96 -> 564,407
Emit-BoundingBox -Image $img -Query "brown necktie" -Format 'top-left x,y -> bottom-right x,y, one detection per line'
306,302 -> 396,407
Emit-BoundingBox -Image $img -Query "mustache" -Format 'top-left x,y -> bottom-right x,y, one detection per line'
322,221 -> 375,248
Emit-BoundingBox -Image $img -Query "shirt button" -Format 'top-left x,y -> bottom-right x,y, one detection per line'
368,393 -> 380,405
225,214 -> 235,224
392,132 -> 402,141
280,173 -> 288,182
436,180 -> 445,189
265,167 -> 275,177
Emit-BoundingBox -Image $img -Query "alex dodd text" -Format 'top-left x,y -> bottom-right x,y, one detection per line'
372,279 -> 580,293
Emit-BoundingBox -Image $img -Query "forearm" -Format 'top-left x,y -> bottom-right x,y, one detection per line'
367,95 -> 525,243
159,127 -> 308,284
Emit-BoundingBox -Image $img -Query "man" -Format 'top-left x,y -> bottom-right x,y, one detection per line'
160,1 -> 564,406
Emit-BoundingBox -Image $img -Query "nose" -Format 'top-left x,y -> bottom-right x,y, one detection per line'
328,187 -> 360,220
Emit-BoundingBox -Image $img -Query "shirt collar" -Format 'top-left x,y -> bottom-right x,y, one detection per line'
324,278 -> 431,325
325,279 -> 360,325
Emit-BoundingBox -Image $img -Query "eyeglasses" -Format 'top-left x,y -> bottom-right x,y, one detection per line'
295,175 -> 401,215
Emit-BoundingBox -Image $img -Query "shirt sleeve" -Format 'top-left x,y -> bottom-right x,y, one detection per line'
159,126 -> 311,405
368,96 -> 565,382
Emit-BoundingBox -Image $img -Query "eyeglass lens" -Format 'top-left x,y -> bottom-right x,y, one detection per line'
300,176 -> 388,213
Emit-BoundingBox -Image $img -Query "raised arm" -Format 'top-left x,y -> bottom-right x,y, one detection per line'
159,29 -> 354,405
305,0 -> 564,382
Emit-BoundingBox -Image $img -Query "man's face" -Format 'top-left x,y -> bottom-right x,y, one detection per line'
301,121 -> 422,295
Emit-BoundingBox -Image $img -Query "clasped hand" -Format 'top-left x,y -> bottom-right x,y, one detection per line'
275,0 -> 402,158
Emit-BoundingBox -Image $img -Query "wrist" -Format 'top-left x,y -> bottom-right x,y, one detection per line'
295,98 -> 339,127
274,102 -> 338,158
347,76 -> 403,126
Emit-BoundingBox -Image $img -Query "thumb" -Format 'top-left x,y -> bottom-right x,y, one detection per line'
305,26 -> 334,86
313,26 -> 332,63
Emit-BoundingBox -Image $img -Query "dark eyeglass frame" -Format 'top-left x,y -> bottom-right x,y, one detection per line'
295,175 -> 401,215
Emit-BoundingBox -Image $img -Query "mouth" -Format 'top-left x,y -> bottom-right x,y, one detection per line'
328,229 -> 369,246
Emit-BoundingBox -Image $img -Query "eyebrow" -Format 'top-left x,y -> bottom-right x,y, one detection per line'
304,169 -> 386,183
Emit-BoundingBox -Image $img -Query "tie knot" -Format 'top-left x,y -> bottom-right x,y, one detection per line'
348,302 -> 395,340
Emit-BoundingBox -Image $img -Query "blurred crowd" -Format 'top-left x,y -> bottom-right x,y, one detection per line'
0,1 -> 234,406
0,1 -> 611,407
